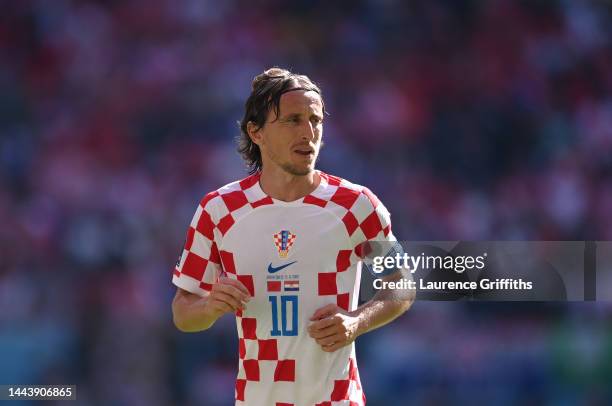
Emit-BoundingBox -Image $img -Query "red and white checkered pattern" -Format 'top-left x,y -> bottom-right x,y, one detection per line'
315,358 -> 365,406
236,316 -> 297,402
173,171 -> 394,405
316,250 -> 355,310
173,173 -> 272,295
308,173 -> 392,247
308,174 -> 393,318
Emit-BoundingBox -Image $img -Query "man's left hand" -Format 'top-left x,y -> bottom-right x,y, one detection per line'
307,304 -> 360,352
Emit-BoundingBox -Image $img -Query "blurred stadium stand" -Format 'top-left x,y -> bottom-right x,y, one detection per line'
0,0 -> 611,404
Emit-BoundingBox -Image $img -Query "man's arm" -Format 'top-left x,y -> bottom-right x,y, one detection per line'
172,277 -> 251,332
307,269 -> 414,352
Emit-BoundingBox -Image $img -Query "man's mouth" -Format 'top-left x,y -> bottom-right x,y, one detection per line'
294,147 -> 314,156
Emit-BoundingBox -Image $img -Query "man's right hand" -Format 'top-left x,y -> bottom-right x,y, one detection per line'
205,277 -> 251,318
172,277 -> 251,332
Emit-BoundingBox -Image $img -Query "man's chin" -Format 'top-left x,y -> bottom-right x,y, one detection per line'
281,164 -> 314,177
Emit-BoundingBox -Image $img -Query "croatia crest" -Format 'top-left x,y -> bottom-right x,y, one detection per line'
273,230 -> 296,258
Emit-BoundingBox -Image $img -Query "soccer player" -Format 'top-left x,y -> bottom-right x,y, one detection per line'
171,67 -> 414,405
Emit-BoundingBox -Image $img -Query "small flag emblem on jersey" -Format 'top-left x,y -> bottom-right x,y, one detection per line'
273,230 -> 296,258
284,280 -> 299,291
267,281 -> 281,292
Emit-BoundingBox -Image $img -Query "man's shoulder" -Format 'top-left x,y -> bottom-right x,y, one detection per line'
198,173 -> 263,212
317,171 -> 392,240
319,171 -> 362,191
318,171 -> 383,209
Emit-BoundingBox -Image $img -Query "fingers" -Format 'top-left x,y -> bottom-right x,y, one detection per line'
308,305 -> 356,352
309,303 -> 339,321
308,314 -> 348,351
218,277 -> 251,299
321,341 -> 344,352
315,334 -> 339,347
207,277 -> 251,317
210,290 -> 245,312
214,280 -> 250,302
308,316 -> 341,339
311,325 -> 351,348
313,332 -> 347,353
309,325 -> 338,339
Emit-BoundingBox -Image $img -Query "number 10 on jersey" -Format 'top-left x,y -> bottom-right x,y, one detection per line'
268,295 -> 298,336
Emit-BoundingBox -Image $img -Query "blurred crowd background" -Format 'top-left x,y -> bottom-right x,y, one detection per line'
1,0 -> 612,405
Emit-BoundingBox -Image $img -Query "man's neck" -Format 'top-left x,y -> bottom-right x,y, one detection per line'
259,167 -> 320,202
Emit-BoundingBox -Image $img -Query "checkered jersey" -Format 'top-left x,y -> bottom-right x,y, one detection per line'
173,171 -> 395,406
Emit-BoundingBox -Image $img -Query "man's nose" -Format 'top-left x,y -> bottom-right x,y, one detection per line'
300,121 -> 316,141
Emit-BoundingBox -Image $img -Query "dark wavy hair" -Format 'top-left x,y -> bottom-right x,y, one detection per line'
237,67 -> 326,174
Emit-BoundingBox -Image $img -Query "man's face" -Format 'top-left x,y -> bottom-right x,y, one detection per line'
251,90 -> 324,176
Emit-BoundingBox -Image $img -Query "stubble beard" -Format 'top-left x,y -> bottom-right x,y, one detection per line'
279,153 -> 318,176
280,163 -> 312,176
266,146 -> 320,177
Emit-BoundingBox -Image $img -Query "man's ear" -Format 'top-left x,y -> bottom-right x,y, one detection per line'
247,121 -> 264,146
